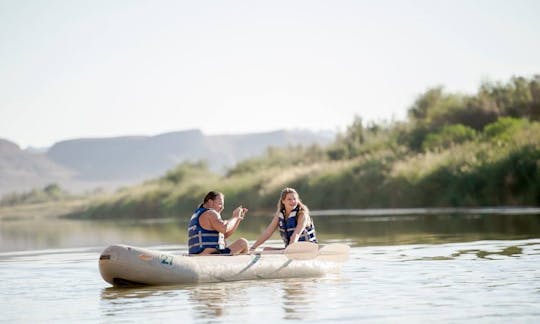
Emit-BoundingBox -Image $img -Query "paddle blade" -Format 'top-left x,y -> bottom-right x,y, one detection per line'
284,242 -> 319,260
317,244 -> 350,262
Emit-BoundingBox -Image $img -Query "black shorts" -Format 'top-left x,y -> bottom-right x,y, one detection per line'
213,248 -> 232,255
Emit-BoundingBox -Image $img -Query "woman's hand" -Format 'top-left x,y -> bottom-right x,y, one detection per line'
234,206 -> 248,219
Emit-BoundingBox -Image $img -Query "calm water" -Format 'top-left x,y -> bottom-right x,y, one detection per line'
1,209 -> 540,323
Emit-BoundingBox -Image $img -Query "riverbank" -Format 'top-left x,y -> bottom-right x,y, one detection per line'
0,199 -> 88,220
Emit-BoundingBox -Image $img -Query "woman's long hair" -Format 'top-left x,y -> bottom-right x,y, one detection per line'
275,187 -> 312,225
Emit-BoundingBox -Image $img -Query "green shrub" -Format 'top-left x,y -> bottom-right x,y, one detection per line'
483,117 -> 527,142
422,124 -> 477,151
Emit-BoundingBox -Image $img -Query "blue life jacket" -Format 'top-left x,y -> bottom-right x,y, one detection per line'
278,206 -> 318,246
187,207 -> 224,254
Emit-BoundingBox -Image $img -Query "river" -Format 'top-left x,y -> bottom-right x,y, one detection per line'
1,208 -> 539,323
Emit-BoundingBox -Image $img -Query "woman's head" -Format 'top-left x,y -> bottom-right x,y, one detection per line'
275,187 -> 311,224
201,191 -> 224,212
277,187 -> 310,213
278,187 -> 300,212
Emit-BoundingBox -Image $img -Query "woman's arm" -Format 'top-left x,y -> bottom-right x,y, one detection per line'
250,215 -> 279,250
289,212 -> 309,244
223,207 -> 247,238
204,207 -> 245,238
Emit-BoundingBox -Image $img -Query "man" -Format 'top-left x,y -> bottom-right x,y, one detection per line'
187,191 -> 249,255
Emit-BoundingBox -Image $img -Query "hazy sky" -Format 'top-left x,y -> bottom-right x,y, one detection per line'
1,0 -> 539,148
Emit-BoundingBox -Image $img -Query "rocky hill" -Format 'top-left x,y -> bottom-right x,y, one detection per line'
0,139 -> 74,195
1,129 -> 333,195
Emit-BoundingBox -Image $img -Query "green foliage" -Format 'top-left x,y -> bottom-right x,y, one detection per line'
478,76 -> 540,120
408,87 -> 445,121
0,183 -> 70,206
396,123 -> 429,152
449,96 -> 499,130
328,116 -> 365,159
482,117 -> 528,142
404,88 -> 493,146
402,75 -> 540,151
422,124 -> 477,151
227,144 -> 326,177
162,160 -> 211,184
64,74 -> 540,219
413,144 -> 540,206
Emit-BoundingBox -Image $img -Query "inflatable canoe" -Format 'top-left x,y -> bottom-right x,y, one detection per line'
99,242 -> 350,286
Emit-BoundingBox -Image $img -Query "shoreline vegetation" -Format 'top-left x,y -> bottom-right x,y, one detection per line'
2,75 -> 539,220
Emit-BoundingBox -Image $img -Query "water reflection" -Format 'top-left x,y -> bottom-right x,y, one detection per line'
183,281 -> 274,322
102,281 -> 254,321
2,237 -> 535,323
187,283 -> 230,318
1,208 -> 540,252
451,245 -> 523,259
280,279 -> 315,320
370,239 -> 538,262
101,286 -> 173,300
99,285 -> 187,321
316,213 -> 540,246
98,278 -> 324,321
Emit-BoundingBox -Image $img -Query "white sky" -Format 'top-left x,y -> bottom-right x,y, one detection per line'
1,0 -> 539,148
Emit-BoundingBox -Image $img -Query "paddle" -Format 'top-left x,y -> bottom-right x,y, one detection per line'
317,243 -> 350,262
283,241 -> 319,260
258,242 -> 350,262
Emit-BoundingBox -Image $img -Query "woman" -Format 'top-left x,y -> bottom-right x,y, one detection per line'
188,191 -> 249,255
250,187 -> 317,251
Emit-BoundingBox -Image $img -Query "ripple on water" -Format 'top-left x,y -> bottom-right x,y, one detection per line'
1,238 -> 540,323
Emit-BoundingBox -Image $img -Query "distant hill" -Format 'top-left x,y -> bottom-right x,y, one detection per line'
0,129 -> 333,195
0,139 -> 74,195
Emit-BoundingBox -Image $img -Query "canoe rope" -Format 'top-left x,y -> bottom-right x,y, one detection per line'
256,259 -> 292,279
214,253 -> 262,282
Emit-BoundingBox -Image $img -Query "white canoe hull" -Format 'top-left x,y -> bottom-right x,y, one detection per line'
99,244 -> 345,286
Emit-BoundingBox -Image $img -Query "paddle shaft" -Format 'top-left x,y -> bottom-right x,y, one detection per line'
255,242 -> 350,262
